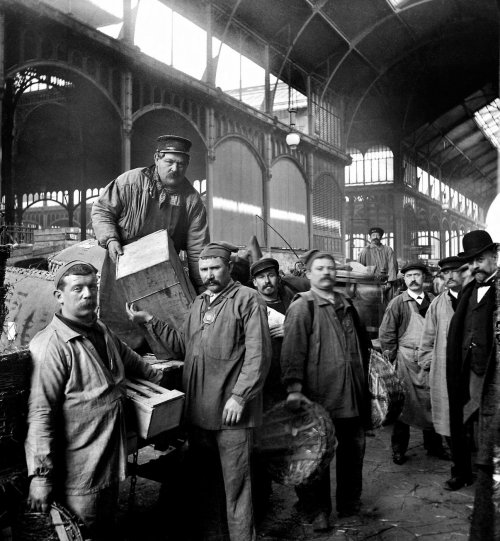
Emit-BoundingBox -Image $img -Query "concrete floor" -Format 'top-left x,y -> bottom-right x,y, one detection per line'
118,425 -> 474,540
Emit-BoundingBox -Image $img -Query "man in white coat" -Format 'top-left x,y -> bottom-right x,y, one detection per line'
418,256 -> 466,439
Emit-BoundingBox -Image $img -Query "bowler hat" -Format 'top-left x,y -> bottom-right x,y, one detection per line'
401,261 -> 427,274
156,135 -> 192,155
461,230 -> 498,261
438,256 -> 464,272
250,257 -> 279,278
369,227 -> 384,237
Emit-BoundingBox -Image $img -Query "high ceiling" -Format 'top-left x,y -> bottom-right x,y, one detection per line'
206,0 -> 499,209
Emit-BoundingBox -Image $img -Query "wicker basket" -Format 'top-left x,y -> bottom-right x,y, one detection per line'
258,401 -> 336,486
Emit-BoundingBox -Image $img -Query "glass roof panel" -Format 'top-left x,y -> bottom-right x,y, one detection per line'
474,98 -> 500,149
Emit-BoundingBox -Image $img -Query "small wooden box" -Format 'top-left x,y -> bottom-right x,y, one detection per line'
116,230 -> 196,357
124,378 -> 185,441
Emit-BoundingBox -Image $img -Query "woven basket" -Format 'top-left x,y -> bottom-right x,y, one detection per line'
11,502 -> 86,540
259,401 -> 336,486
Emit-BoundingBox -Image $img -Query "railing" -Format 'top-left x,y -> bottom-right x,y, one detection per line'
0,225 -> 35,245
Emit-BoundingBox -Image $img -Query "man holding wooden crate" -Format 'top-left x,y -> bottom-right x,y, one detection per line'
25,260 -> 164,540
127,241 -> 271,541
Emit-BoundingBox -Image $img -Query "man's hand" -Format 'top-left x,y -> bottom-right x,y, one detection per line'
286,391 -> 312,411
222,396 -> 243,426
126,302 -> 153,325
107,239 -> 123,263
28,477 -> 53,513
269,323 -> 284,339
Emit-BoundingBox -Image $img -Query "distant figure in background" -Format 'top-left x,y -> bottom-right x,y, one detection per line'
379,262 -> 447,465
91,135 -> 209,348
359,227 -> 398,299
418,256 -> 465,443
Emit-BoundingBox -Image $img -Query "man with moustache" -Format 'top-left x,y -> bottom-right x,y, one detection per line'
379,262 -> 446,465
280,251 -> 371,530
127,241 -> 271,541
25,261 -> 163,540
91,135 -> 209,348
418,256 -> 465,444
446,231 -> 498,495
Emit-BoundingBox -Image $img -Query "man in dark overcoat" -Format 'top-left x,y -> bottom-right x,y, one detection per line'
446,230 -> 498,495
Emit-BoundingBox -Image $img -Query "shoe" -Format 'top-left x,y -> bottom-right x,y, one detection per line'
392,452 -> 407,465
444,476 -> 473,491
312,511 -> 330,532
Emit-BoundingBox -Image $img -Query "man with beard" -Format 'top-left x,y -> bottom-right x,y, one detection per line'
379,262 -> 447,465
359,227 -> 398,298
25,261 -> 163,540
419,256 -> 465,446
446,230 -> 498,496
280,251 -> 371,530
91,135 -> 209,348
127,241 -> 271,541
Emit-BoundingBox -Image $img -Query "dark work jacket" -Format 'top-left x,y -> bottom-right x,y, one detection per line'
446,277 -> 497,466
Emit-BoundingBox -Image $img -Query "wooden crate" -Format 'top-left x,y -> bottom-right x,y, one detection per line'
116,230 -> 196,357
124,378 -> 184,441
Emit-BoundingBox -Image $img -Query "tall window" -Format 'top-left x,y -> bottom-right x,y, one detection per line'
346,149 -> 363,185
346,146 -> 393,185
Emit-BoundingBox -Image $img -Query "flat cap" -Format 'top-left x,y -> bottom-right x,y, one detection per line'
438,256 -> 464,271
369,227 -> 384,237
250,257 -> 279,278
156,135 -> 192,155
200,241 -> 238,261
300,249 -> 335,270
54,260 -> 98,288
401,261 -> 428,274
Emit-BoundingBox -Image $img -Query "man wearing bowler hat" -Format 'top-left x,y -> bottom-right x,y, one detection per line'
446,231 -> 497,500
379,261 -> 447,465
25,261 -> 163,540
419,256 -> 466,444
359,227 -> 398,295
91,135 -> 210,347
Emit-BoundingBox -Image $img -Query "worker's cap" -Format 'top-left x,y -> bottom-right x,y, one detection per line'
401,261 -> 428,274
250,257 -> 279,278
200,241 -> 238,261
156,135 -> 192,156
300,249 -> 336,270
438,256 -> 465,272
368,227 -> 384,237
460,230 -> 498,261
54,260 -> 98,289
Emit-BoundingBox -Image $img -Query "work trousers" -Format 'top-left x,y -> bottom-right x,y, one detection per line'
189,426 -> 256,541
64,483 -> 119,541
391,420 -> 444,456
295,417 -> 366,519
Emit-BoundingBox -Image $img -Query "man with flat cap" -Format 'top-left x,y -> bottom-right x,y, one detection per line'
359,227 -> 398,297
91,135 -> 210,347
446,231 -> 497,503
418,256 -> 466,444
379,261 -> 446,465
127,241 -> 271,541
280,249 -> 371,529
25,261 -> 164,540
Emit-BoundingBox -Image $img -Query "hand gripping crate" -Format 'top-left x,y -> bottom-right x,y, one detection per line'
116,229 -> 196,357
124,378 -> 184,441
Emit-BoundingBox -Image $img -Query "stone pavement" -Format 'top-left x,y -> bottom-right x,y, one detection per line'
118,425 -> 475,540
